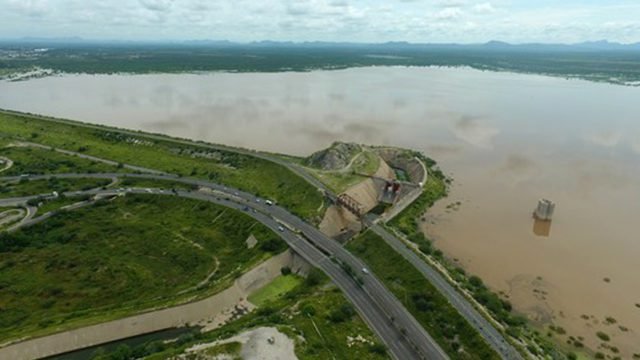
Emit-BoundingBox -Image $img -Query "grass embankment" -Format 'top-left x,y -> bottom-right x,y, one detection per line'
0,194 -> 286,343
92,270 -> 389,360
347,231 -> 499,359
0,112 -> 323,220
0,177 -> 111,199
248,274 -> 302,306
0,145 -> 120,176
36,195 -> 88,214
116,177 -> 196,191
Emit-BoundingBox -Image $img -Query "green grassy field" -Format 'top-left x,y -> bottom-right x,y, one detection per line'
347,230 -> 499,360
352,151 -> 380,174
0,112 -> 323,220
0,145 -> 120,176
0,177 -> 111,199
306,170 -> 368,193
0,194 -> 286,343
96,271 -> 389,360
248,274 -> 302,306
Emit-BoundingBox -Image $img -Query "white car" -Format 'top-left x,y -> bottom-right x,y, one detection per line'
362,268 -> 369,275
265,200 -> 274,206
278,226 -> 285,232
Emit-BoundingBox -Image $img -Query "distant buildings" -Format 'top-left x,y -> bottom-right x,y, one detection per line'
534,199 -> 555,221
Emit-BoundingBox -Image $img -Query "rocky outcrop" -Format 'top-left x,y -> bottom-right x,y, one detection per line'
305,142 -> 362,170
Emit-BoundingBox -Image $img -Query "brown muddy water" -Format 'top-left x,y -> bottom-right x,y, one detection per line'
1,67 -> 639,355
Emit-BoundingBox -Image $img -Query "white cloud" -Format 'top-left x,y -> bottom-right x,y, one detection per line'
139,0 -> 174,12
0,0 -> 638,43
451,115 -> 500,148
631,137 -> 640,154
7,0 -> 49,17
584,130 -> 623,148
473,2 -> 496,14
435,7 -> 463,20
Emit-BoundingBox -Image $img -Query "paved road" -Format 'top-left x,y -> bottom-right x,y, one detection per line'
0,173 -> 447,360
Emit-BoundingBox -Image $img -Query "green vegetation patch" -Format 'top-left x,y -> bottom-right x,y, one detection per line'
307,169 -> 368,193
0,177 -> 110,199
4,44 -> 640,85
117,177 -> 196,191
0,145 -> 119,175
352,151 -> 380,175
0,112 -> 323,219
0,194 -> 285,343
305,149 -> 381,193
248,274 -> 302,306
203,342 -> 242,358
388,170 -> 447,236
0,207 -> 24,230
99,269 -> 389,360
347,230 -> 499,359
37,194 -> 90,214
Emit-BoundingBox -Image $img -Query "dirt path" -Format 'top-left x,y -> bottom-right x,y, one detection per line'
0,156 -> 13,173
0,208 -> 25,228
186,327 -> 298,360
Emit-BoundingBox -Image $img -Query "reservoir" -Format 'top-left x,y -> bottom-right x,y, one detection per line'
1,67 -> 639,355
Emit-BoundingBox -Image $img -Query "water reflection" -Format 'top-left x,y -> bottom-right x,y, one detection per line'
532,218 -> 552,237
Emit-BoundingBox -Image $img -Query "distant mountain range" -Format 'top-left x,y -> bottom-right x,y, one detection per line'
2,37 -> 640,51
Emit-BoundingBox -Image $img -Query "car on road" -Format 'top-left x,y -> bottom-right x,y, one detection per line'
278,226 -> 285,232
362,267 -> 369,275
265,200 -> 274,206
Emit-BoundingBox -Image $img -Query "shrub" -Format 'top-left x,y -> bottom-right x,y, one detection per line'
304,268 -> 325,287
329,304 -> 355,323
369,343 -> 387,355
301,304 -> 316,316
596,331 -> 610,341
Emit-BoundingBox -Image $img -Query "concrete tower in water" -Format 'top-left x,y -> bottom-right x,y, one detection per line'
534,199 -> 555,221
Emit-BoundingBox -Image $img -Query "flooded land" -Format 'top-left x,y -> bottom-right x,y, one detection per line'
1,67 -> 639,355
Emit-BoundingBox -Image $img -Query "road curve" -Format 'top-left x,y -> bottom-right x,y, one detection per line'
0,174 -> 447,360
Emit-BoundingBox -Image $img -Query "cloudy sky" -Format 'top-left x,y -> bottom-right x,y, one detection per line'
1,0 -> 639,44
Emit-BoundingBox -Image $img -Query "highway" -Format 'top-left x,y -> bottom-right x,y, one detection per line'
0,173 -> 447,360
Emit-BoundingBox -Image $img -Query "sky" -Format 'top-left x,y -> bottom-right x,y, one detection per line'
1,0 -> 639,44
